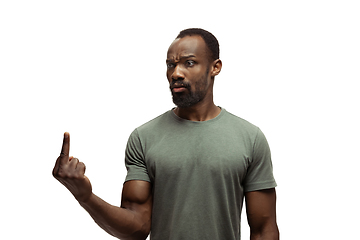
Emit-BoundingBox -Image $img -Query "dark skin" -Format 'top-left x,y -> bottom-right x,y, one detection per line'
53,35 -> 278,240
166,35 -> 222,121
246,189 -> 279,239
53,132 -> 152,240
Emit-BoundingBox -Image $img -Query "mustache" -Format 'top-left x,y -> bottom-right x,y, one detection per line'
170,81 -> 191,90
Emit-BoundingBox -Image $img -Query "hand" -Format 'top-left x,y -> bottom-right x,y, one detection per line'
53,132 -> 92,203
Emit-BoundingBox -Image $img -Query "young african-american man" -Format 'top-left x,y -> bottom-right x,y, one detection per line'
53,28 -> 279,240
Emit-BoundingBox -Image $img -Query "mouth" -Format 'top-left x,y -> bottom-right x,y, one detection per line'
170,83 -> 190,93
172,87 -> 187,93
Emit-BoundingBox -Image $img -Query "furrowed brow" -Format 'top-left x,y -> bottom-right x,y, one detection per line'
166,55 -> 196,63
184,54 -> 195,57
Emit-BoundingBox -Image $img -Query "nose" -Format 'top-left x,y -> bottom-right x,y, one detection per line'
171,65 -> 185,81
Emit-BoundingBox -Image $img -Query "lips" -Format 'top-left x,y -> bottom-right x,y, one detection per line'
172,87 -> 187,93
170,83 -> 190,91
171,85 -> 188,93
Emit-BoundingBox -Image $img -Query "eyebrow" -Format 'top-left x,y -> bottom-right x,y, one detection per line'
166,55 -> 196,63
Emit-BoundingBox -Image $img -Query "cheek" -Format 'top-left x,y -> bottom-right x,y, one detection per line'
166,71 -> 172,82
191,66 -> 204,75
195,70 -> 211,89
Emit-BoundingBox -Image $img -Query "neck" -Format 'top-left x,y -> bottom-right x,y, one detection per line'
173,100 -> 221,121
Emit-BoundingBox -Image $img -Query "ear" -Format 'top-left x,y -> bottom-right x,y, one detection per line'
210,59 -> 222,77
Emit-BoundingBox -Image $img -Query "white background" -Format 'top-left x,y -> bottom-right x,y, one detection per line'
1,0 -> 359,239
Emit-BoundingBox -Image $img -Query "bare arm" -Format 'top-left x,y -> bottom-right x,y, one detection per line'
80,181 -> 152,240
52,132 -> 152,240
245,188 -> 279,240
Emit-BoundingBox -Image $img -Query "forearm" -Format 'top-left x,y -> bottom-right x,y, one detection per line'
52,134 -> 151,240
79,193 -> 149,240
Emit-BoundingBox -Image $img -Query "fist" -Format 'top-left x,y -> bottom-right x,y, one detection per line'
52,132 -> 92,203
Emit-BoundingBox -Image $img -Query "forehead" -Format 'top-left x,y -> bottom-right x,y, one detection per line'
167,35 -> 209,60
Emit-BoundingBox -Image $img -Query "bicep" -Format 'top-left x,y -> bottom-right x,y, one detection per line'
121,180 -> 153,232
245,188 -> 278,234
121,180 -> 152,206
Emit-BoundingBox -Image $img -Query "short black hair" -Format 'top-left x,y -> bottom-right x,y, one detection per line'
176,28 -> 220,61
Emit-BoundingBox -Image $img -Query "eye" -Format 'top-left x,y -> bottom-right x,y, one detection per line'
167,62 -> 175,69
185,60 -> 195,67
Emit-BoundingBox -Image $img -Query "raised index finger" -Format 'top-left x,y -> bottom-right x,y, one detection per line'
60,132 -> 70,162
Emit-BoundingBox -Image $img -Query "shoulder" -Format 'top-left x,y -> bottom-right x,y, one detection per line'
134,110 -> 174,135
222,109 -> 260,134
126,111 -> 172,151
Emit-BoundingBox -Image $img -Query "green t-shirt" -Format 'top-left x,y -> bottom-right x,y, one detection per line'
125,108 -> 276,240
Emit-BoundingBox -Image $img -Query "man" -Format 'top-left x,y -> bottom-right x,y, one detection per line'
53,28 -> 279,240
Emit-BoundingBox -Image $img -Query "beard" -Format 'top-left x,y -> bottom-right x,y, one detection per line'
170,68 -> 210,108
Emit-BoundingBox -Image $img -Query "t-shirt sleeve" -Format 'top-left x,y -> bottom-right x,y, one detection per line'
243,128 -> 277,192
124,129 -> 151,183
